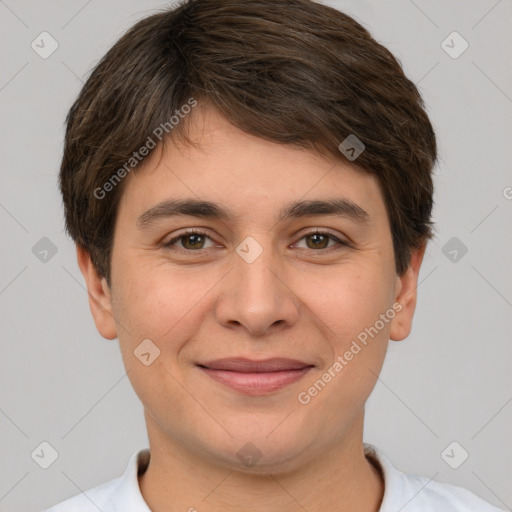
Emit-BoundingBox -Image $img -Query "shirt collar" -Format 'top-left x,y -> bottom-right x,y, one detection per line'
116,444 -> 406,511
112,448 -> 152,511
364,443 -> 412,512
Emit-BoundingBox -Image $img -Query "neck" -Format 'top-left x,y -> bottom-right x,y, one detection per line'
138,412 -> 384,512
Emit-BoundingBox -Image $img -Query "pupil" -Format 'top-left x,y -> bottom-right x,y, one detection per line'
186,234 -> 203,248
309,234 -> 327,249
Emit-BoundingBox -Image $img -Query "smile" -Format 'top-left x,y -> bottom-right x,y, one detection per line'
196,358 -> 314,395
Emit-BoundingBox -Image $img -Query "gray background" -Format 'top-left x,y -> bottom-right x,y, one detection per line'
1,0 -> 511,510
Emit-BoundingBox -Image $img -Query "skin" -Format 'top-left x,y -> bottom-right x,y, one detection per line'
78,104 -> 426,512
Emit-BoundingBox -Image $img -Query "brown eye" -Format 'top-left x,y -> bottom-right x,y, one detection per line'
164,230 -> 215,251
181,233 -> 206,250
294,230 -> 348,251
305,233 -> 330,249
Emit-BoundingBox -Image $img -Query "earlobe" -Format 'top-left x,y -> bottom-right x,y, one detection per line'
76,244 -> 118,340
389,241 -> 427,342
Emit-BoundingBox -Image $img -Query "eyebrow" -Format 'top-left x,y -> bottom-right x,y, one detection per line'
137,197 -> 370,228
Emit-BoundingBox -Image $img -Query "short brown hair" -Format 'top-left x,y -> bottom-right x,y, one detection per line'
60,0 -> 437,285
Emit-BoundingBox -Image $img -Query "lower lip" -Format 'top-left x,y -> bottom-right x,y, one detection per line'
198,367 -> 313,395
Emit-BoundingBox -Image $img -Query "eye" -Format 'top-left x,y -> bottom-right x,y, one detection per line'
163,228 -> 349,253
164,229 -> 217,251
294,229 -> 348,250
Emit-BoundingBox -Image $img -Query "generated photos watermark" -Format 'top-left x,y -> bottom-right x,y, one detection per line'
297,301 -> 402,405
94,97 -> 198,200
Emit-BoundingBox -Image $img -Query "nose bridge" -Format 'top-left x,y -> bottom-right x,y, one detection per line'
216,235 -> 299,335
237,240 -> 279,297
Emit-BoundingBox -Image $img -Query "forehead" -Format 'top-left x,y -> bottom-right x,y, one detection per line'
117,105 -> 387,227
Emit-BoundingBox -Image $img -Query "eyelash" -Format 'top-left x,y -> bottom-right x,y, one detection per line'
163,228 -> 349,253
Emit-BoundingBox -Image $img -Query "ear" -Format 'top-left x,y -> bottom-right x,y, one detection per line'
76,244 -> 117,340
389,241 -> 427,342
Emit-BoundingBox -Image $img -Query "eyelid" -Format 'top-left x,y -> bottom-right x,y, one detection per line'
163,228 -> 217,247
292,227 -> 351,249
297,227 -> 347,241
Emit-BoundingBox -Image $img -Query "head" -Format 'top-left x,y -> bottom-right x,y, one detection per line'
62,0 -> 436,472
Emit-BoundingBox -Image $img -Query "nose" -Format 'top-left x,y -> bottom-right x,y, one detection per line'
214,239 -> 301,337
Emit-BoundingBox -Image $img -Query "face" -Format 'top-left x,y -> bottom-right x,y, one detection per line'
79,104 -> 424,473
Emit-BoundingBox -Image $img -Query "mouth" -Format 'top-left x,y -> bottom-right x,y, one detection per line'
196,358 -> 314,395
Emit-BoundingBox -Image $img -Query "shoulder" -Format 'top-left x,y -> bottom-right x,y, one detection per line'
41,475 -> 123,512
401,472 -> 506,512
364,444 -> 506,512
40,449 -> 151,512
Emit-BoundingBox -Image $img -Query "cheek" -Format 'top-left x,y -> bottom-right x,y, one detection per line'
111,266 -> 209,416
112,261 -> 219,358
304,264 -> 395,343
293,265 -> 393,405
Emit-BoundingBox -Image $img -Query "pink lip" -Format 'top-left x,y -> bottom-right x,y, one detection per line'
197,358 -> 314,395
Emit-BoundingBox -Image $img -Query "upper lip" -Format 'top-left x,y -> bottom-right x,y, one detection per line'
197,358 -> 313,373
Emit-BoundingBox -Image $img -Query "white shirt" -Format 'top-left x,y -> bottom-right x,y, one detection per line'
42,444 -> 506,512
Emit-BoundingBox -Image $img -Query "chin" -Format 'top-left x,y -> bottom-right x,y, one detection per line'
211,425 -> 313,475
